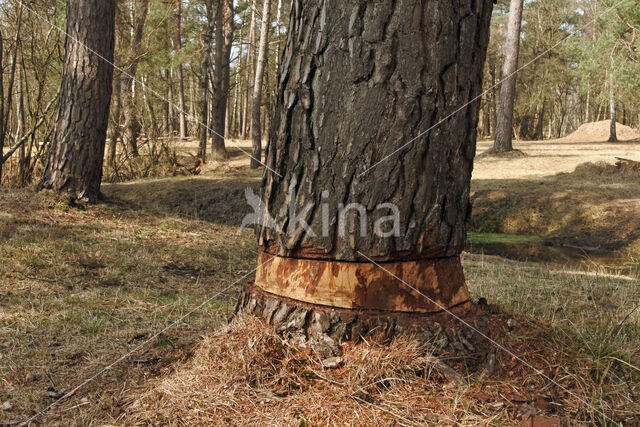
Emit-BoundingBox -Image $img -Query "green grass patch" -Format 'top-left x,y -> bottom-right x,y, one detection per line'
467,231 -> 542,245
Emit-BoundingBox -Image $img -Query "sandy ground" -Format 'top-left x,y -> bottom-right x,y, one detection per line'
474,138 -> 640,180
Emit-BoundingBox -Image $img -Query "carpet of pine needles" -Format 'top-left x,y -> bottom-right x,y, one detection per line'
120,313 -> 637,426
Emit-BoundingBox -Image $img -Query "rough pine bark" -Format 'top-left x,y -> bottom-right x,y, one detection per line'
250,0 -> 272,168
238,0 -> 494,342
40,0 -> 116,202
493,0 -> 523,152
211,0 -> 234,159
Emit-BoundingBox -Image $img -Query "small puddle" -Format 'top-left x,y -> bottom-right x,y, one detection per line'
465,232 -> 640,278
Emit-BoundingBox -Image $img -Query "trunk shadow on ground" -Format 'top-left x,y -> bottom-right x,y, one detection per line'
470,163 -> 640,271
102,174 -> 261,227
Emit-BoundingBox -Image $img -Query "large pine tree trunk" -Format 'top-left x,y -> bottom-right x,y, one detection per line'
493,0 -> 523,152
211,0 -> 234,159
250,0 -> 272,168
40,0 -> 116,202
238,0 -> 493,346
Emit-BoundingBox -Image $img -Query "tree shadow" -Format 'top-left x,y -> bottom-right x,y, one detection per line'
101,172 -> 262,227
470,165 -> 640,257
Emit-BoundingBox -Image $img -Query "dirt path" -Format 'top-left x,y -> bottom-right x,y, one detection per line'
474,138 -> 640,179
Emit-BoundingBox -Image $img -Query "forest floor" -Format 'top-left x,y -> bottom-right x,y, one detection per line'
0,138 -> 639,425
472,138 -> 640,272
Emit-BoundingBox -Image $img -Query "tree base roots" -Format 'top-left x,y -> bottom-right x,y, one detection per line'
236,283 -> 498,377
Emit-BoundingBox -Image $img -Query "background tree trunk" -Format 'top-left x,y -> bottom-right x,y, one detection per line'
211,0 -> 234,159
493,0 -> 523,152
0,29 -> 5,183
239,0 -> 493,333
608,70 -> 618,142
0,4 -> 24,183
109,72 -> 122,169
40,0 -> 116,202
198,1 -> 215,162
274,0 -> 283,75
175,0 -> 187,140
242,0 -> 257,140
121,0 -> 150,157
250,0 -> 271,169
108,6 -> 122,170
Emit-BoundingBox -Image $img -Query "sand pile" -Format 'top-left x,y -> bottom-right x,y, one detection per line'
561,120 -> 640,142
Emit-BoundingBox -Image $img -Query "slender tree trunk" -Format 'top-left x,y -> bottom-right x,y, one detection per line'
233,68 -> 240,137
121,0 -> 150,157
585,86 -> 590,123
490,61 -> 497,135
482,90 -> 491,137
211,0 -> 234,159
0,31 -> 4,184
240,87 -> 248,139
608,71 -> 618,142
162,69 -> 170,134
168,69 -> 175,135
238,0 -> 494,343
250,0 -> 271,168
275,0 -> 283,76
16,65 -> 27,184
175,0 -> 187,139
233,17 -> 245,138
40,0 -> 116,202
534,102 -> 545,140
189,73 -> 196,132
198,67 -> 209,161
142,77 -> 159,138
108,75 -> 122,169
242,0 -> 257,139
493,0 -> 523,152
0,4 -> 24,183
108,7 -> 122,170
225,95 -> 231,138
198,2 -> 215,162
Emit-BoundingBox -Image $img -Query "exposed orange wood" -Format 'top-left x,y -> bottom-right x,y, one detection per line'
254,252 -> 469,313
